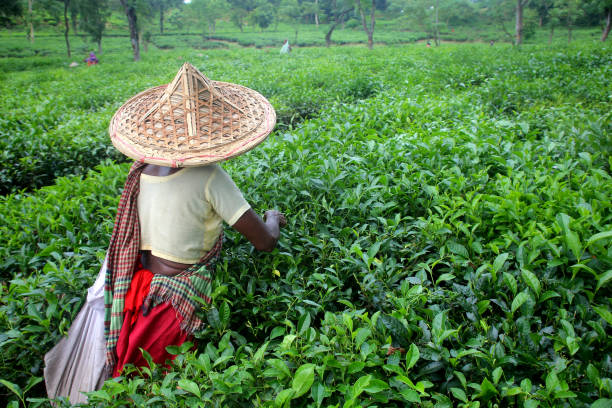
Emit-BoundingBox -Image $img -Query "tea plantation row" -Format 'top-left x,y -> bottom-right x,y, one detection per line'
1,40 -> 611,407
1,36 -> 609,194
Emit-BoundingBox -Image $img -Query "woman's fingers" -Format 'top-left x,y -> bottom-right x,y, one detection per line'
264,210 -> 287,227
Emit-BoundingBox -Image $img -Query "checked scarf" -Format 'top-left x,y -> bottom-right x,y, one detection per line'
104,162 -> 222,370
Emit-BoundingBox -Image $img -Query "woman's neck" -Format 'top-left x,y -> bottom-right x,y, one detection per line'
142,164 -> 183,177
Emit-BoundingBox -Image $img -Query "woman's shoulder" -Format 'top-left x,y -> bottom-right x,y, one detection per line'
185,164 -> 228,190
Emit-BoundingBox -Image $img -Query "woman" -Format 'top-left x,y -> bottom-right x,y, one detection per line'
44,62 -> 284,403
85,52 -> 99,66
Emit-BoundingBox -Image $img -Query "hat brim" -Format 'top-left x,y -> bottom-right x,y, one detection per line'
109,81 -> 276,167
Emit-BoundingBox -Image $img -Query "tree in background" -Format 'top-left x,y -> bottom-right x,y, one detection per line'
279,0 -> 305,42
187,0 -> 228,35
439,0 -> 477,28
120,0 -> 141,61
555,0 -> 585,42
27,0 -> 35,42
0,0 -> 22,27
227,0 -> 257,31
433,0 -> 440,45
404,0 -> 441,44
355,0 -> 377,49
150,0 -> 182,34
548,2 -> 562,42
300,0 -> 318,25
530,0 -> 554,26
70,0 -> 78,33
20,0 -> 63,42
595,0 -> 611,40
482,0 -> 516,43
515,0 -> 531,44
78,0 -> 110,52
56,0 -> 71,56
321,0 -> 353,46
252,0 -> 274,31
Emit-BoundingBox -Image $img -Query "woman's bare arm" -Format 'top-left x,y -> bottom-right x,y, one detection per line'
232,209 -> 287,252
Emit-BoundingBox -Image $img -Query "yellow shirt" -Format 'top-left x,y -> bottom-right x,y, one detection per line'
137,165 -> 250,263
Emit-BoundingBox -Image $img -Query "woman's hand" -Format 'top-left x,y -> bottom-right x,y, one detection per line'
232,209 -> 286,252
264,210 -> 287,228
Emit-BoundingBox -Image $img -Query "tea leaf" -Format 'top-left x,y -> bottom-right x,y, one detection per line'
253,341 -> 269,366
493,253 -> 509,274
521,269 -> 541,297
586,230 -> 612,247
435,273 -> 456,285
504,272 -> 518,296
406,343 -> 420,371
354,328 -> 371,349
593,306 -> 612,325
177,379 -> 200,398
291,364 -> 315,398
545,371 -> 560,393
0,379 -> 22,398
275,389 -> 295,407
450,387 -> 468,403
511,291 -> 529,314
592,399 -> 612,408
565,230 -> 582,260
364,379 -> 389,394
595,270 -> 612,292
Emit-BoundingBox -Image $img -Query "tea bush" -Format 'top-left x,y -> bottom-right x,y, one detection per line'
1,38 -> 611,407
2,38 -> 610,194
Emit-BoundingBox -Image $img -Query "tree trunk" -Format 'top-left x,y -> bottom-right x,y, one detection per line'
549,25 -> 554,44
325,22 -> 338,46
315,0 -> 319,27
159,3 -> 164,35
121,0 -> 140,61
516,0 -> 523,45
602,8 -> 611,41
325,10 -> 350,47
28,0 -> 34,43
358,0 -> 376,50
434,0 -> 439,46
63,0 -> 71,57
369,0 -> 375,49
498,15 -> 514,43
567,12 -> 572,43
71,5 -> 78,34
98,39 -> 102,54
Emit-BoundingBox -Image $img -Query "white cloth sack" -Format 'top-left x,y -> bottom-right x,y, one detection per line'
44,258 -> 109,404
280,41 -> 290,54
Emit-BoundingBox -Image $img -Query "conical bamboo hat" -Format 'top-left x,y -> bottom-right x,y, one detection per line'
109,62 -> 276,167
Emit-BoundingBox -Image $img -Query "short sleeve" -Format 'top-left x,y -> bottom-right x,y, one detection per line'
205,166 -> 251,226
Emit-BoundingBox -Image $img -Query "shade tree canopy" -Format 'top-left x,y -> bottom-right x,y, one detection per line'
5,0 -> 609,60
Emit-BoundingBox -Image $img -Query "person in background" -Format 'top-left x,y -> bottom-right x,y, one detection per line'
44,62 -> 285,404
85,52 -> 99,66
280,39 -> 291,54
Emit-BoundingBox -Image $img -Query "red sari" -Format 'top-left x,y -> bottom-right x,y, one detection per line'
112,266 -> 190,377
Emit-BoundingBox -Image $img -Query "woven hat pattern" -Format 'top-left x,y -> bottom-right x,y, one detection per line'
110,63 -> 275,166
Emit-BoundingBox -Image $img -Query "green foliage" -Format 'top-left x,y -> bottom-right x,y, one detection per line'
1,38 -> 611,407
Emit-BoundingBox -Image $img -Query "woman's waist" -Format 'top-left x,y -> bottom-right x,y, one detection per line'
140,251 -> 193,276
